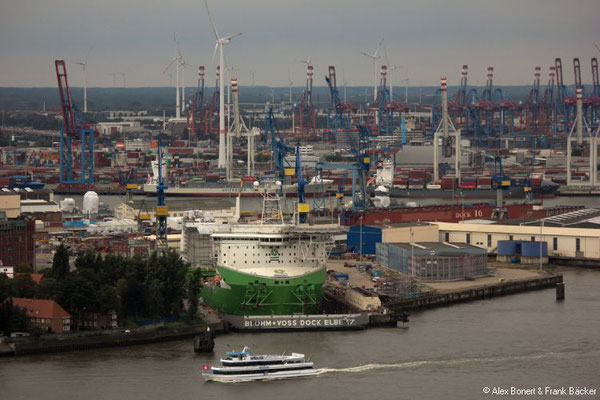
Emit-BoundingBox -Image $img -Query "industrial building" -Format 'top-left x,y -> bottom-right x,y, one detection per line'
376,242 -> 488,281
0,217 -> 35,267
434,209 -> 600,263
347,222 -> 439,255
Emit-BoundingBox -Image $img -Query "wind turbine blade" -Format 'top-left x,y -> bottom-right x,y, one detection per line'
85,45 -> 94,63
204,0 -> 220,40
163,58 -> 176,74
223,33 -> 242,41
383,43 -> 390,66
374,38 -> 384,58
212,43 -> 219,65
360,52 -> 373,59
595,42 -> 600,54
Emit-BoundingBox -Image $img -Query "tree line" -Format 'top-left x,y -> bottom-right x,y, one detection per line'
0,244 -> 203,335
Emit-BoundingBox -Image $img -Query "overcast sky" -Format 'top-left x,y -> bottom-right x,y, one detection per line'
1,0 -> 599,88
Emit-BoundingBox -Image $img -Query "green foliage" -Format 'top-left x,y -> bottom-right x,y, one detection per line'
0,275 -> 18,301
2,249 -> 192,329
0,298 -> 29,336
13,274 -> 36,298
186,269 -> 203,321
51,244 -> 70,280
14,264 -> 33,274
34,278 -> 59,299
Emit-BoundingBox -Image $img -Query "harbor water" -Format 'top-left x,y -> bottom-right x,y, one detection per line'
1,268 -> 598,400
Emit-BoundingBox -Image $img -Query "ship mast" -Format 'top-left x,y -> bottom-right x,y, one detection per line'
260,182 -> 285,225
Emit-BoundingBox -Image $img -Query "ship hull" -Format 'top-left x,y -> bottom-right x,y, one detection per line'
144,183 -> 333,198
201,264 -> 326,315
341,203 -> 583,226
369,185 -> 558,199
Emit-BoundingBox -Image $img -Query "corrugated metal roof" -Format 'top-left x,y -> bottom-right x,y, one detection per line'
433,222 -> 600,237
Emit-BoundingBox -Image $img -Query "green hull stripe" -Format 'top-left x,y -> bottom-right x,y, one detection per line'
201,265 -> 326,315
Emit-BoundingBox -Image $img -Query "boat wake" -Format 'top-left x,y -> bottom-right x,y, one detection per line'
315,349 -> 593,376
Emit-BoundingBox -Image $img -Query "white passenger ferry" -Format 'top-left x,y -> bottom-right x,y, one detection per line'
202,346 -> 318,382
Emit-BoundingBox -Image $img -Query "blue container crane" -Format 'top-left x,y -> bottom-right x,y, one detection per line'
263,107 -> 294,193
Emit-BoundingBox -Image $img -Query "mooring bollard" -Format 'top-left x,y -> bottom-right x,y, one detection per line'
556,282 -> 565,301
194,327 -> 215,353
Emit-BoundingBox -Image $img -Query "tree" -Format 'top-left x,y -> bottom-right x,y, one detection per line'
56,275 -> 96,330
14,264 -> 33,274
14,274 -> 36,298
0,275 -> 17,302
0,299 -> 29,336
186,270 -> 202,321
146,279 -> 163,318
51,244 -> 70,280
35,277 -> 59,299
97,285 -> 119,313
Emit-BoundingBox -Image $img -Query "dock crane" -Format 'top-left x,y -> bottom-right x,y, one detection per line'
491,155 -> 511,219
186,65 -> 205,142
55,60 -> 95,185
295,140 -> 309,223
325,66 -> 356,133
316,125 -> 371,210
155,140 -> 169,251
294,62 -> 316,136
263,107 -> 294,189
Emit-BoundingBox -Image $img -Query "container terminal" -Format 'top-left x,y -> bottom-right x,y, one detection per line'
1,51 -> 599,340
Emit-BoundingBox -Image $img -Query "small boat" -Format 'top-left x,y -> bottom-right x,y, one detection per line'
202,346 -> 318,382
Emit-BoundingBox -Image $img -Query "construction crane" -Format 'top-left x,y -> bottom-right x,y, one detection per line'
54,60 -> 95,185
155,140 -> 169,251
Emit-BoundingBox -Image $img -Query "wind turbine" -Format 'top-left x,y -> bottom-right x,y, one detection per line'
164,34 -> 186,119
74,46 -> 93,112
287,67 -> 293,103
181,60 -> 194,114
205,0 -> 242,169
361,39 -> 384,101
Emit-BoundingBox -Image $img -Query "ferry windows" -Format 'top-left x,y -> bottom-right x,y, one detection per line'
553,237 -> 558,251
466,233 -> 471,244
487,235 -> 492,247
576,238 -> 581,252
531,236 -> 535,242
509,235 -> 513,241
445,232 -> 449,242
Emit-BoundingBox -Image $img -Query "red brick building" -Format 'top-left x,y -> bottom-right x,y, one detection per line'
80,310 -> 118,330
11,298 -> 71,333
0,218 -> 35,267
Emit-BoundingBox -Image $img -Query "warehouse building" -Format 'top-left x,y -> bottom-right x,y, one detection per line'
434,209 -> 600,263
376,242 -> 488,281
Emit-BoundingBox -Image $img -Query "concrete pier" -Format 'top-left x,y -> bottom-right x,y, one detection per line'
385,273 -> 562,312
